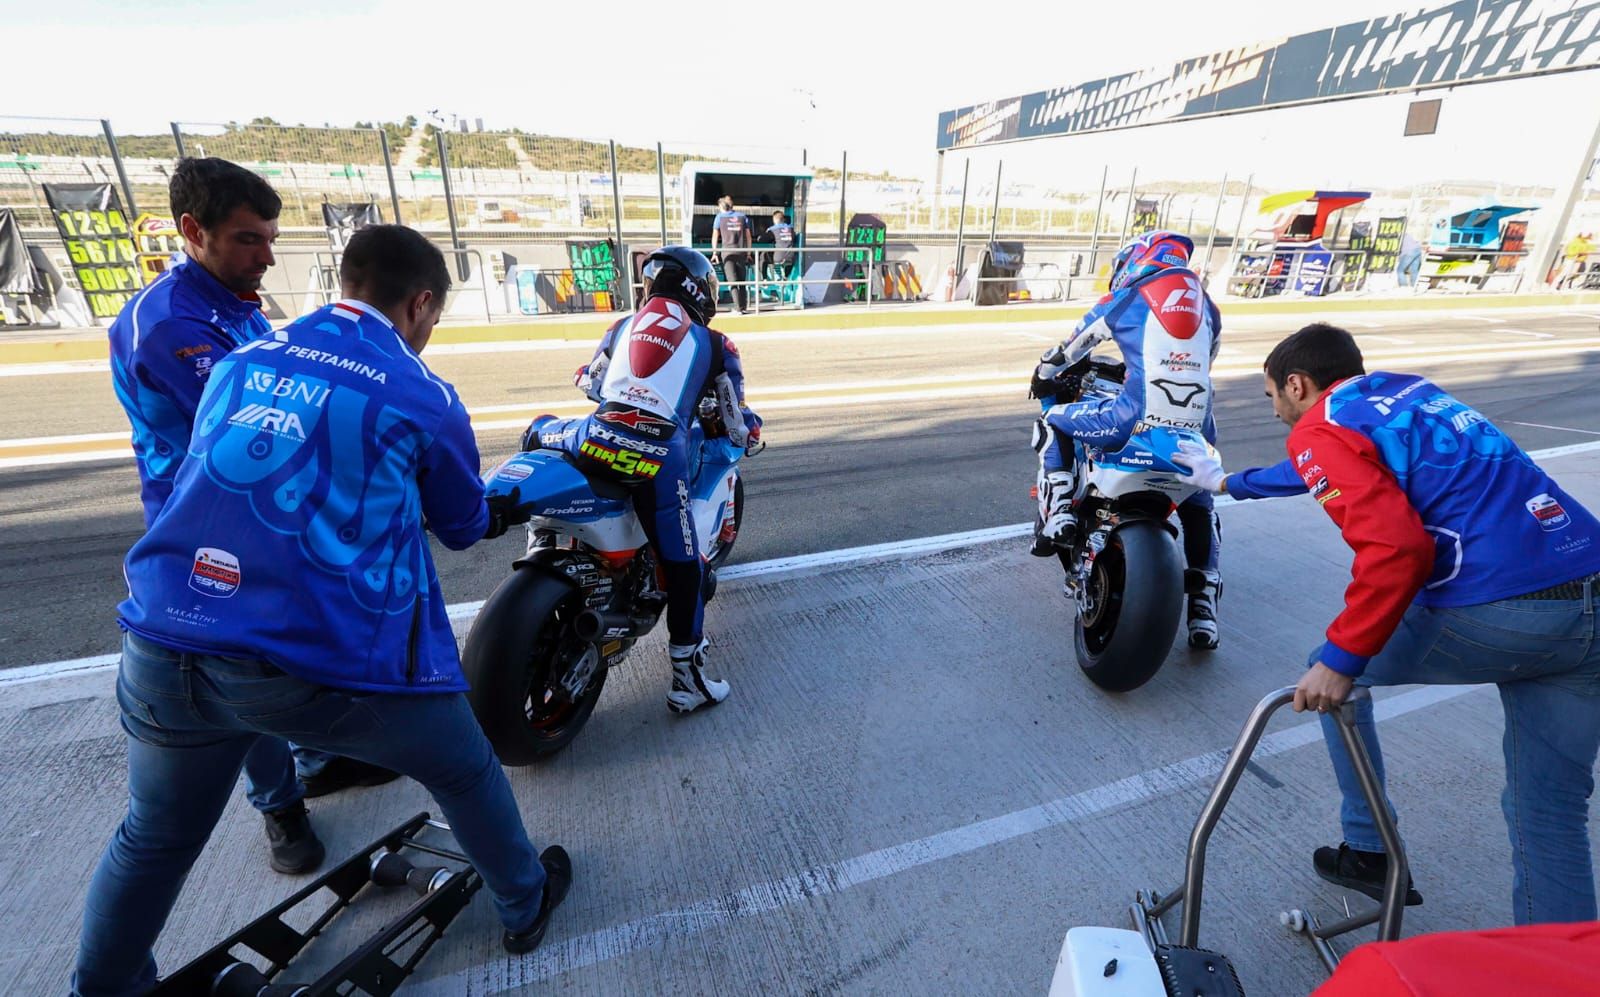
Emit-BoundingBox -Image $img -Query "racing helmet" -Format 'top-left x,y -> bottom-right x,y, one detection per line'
1109,230 -> 1195,292
640,246 -> 718,324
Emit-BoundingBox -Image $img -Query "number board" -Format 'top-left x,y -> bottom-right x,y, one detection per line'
566,239 -> 618,295
1341,221 -> 1373,292
843,214 -> 887,264
1369,216 -> 1407,275
1131,199 -> 1160,237
42,184 -> 139,319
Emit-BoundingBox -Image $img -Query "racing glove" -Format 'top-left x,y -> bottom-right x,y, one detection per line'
482,487 -> 530,540
1173,441 -> 1228,495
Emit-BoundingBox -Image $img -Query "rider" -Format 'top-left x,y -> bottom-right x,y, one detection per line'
522,247 -> 761,714
1029,230 -> 1225,649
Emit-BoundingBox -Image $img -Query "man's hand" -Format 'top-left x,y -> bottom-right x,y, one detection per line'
1294,663 -> 1356,714
1173,441 -> 1228,495
482,488 -> 529,540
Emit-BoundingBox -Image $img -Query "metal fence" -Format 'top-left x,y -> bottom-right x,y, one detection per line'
4,114 -> 1598,330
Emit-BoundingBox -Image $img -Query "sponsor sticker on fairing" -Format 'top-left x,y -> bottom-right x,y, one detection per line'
188,547 -> 241,597
1526,493 -> 1571,532
497,463 -> 532,483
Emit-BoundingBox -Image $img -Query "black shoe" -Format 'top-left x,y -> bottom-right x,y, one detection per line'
503,846 -> 573,955
300,756 -> 402,799
1314,843 -> 1423,906
263,803 -> 326,875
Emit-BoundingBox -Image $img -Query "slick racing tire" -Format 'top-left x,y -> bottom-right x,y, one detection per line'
462,568 -> 607,764
1073,519 -> 1184,692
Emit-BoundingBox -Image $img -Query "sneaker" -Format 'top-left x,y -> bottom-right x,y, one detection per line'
667,639 -> 730,714
1187,571 -> 1221,650
300,756 -> 402,799
503,846 -> 573,955
1313,843 -> 1423,906
263,803 -> 326,875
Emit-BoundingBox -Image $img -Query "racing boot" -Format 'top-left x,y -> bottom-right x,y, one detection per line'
1039,471 -> 1078,549
1186,570 -> 1222,650
667,639 -> 729,714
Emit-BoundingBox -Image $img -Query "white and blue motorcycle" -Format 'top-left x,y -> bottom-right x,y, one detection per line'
463,397 -> 758,763
1038,358 -> 1221,692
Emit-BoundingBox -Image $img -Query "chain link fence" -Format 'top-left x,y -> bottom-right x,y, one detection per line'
3,113 -> 1594,329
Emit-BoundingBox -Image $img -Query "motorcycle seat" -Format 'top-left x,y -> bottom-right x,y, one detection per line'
555,449 -> 641,501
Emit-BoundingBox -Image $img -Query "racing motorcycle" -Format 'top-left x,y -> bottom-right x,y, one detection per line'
1037,358 -> 1219,693
463,397 -> 759,764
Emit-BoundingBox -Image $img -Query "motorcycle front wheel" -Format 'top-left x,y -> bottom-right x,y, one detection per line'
1073,519 -> 1184,692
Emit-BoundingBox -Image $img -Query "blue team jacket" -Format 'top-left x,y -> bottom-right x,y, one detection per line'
119,300 -> 489,693
109,257 -> 273,527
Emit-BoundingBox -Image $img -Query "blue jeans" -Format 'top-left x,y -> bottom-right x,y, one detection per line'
239,735 -> 303,812
73,634 -> 547,997
1317,586 -> 1600,924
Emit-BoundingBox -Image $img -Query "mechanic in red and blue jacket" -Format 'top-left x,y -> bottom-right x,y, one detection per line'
1177,322 -> 1600,924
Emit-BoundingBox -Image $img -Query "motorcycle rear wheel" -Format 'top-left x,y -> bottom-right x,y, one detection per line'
1073,519 -> 1184,692
462,569 -> 609,764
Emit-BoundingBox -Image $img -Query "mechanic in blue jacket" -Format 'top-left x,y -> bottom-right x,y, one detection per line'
105,158 -> 355,877
74,227 -> 570,997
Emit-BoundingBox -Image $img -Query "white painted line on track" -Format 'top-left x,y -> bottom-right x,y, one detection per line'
14,336 -> 1600,470
1500,329 -> 1555,338
442,683 -> 1478,991
0,450 -> 132,469
1363,335 -> 1415,344
1512,421 -> 1600,437
9,440 -> 1598,687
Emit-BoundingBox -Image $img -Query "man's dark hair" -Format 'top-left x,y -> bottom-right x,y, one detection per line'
169,157 -> 281,230
1263,323 -> 1366,389
772,209 -> 786,220
339,225 -> 450,311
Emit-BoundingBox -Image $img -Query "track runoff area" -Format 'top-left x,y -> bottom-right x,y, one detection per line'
0,302 -> 1598,993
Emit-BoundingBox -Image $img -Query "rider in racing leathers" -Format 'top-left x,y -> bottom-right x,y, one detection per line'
1030,230 -> 1227,649
521,247 -> 761,714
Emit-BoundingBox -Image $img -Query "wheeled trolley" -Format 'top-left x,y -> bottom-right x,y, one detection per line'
1050,687 -> 1410,995
151,812 -> 483,996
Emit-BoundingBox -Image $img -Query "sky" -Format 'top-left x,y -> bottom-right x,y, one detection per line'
4,0 -> 1596,190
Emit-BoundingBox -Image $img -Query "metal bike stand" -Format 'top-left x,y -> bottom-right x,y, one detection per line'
1131,687 -> 1408,977
152,812 -> 484,996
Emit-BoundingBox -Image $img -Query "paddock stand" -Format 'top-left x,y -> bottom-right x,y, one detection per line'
150,812 -> 483,997
1049,687 -> 1409,995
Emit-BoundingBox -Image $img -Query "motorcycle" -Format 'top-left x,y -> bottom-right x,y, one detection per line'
1038,358 -> 1219,693
464,396 -> 759,764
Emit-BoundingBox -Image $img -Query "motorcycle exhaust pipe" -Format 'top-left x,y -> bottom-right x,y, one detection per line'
573,608 -> 636,644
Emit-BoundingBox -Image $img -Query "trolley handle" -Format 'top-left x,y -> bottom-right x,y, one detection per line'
1177,686 -> 1404,947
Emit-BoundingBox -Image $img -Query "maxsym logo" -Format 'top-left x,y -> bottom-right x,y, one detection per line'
580,440 -> 662,478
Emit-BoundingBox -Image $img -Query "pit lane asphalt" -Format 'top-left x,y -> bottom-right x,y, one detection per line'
1,305 -> 1597,670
